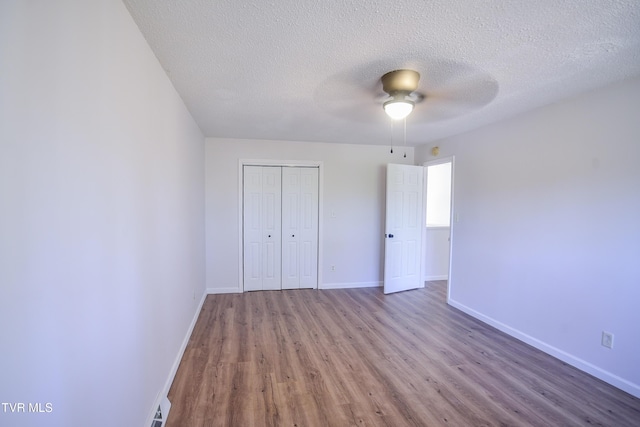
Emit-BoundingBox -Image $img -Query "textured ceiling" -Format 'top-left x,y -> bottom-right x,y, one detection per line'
123,0 -> 640,146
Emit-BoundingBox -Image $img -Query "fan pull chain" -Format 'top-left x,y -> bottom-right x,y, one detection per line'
403,117 -> 407,158
390,119 -> 394,154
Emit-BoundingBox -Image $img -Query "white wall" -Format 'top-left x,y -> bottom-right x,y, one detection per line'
206,138 -> 413,292
416,76 -> 640,397
0,2 -> 206,426
424,227 -> 450,280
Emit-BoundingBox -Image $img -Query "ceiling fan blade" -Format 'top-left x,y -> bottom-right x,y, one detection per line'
315,65 -> 388,123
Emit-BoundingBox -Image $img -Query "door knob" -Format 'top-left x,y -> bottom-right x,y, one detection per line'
291,234 -> 295,237
388,234 -> 394,238
268,235 -> 271,238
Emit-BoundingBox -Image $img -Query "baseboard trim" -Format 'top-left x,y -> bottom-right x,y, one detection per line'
207,283 -> 386,292
207,286 -> 242,294
448,298 -> 640,399
425,275 -> 448,281
163,292 -> 206,394
320,281 -> 382,290
147,291 -> 207,426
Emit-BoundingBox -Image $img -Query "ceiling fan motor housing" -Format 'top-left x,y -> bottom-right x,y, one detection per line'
381,69 -> 420,96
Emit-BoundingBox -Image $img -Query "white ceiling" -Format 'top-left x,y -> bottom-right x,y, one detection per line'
123,0 -> 640,146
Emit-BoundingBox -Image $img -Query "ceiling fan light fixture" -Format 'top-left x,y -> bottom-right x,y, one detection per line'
383,97 -> 414,120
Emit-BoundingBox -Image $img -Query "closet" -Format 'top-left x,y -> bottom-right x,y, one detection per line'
243,165 -> 319,291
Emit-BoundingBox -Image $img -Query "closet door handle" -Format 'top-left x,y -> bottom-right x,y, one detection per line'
291,234 -> 295,237
268,235 -> 271,238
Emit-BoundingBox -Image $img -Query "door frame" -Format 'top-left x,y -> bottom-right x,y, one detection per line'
238,159 -> 324,292
423,156 -> 455,301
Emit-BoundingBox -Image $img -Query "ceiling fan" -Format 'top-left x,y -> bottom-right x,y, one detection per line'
315,59 -> 499,127
380,69 -> 424,120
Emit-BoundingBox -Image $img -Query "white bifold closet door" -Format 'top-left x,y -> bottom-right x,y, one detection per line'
282,167 -> 319,289
243,165 -> 318,291
243,166 -> 282,291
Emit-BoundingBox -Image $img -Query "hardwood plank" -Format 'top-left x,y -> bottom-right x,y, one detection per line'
166,282 -> 640,426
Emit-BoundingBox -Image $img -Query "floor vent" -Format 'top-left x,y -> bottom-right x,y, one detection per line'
149,395 -> 171,427
150,404 -> 164,427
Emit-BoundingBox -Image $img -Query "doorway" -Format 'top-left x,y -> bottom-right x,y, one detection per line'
423,158 -> 454,289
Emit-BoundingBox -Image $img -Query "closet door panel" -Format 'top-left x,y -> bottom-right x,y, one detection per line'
299,168 -> 319,289
282,168 -> 301,289
243,166 -> 282,291
261,167 -> 282,290
243,166 -> 264,291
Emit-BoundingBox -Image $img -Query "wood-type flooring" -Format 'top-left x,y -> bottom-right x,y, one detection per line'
166,282 -> 640,426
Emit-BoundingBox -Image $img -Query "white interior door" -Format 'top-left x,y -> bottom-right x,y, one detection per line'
384,163 -> 425,294
282,167 -> 319,289
243,166 -> 282,291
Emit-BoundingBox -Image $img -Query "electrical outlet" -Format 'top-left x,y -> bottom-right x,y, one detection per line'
331,265 -> 335,271
601,331 -> 614,349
